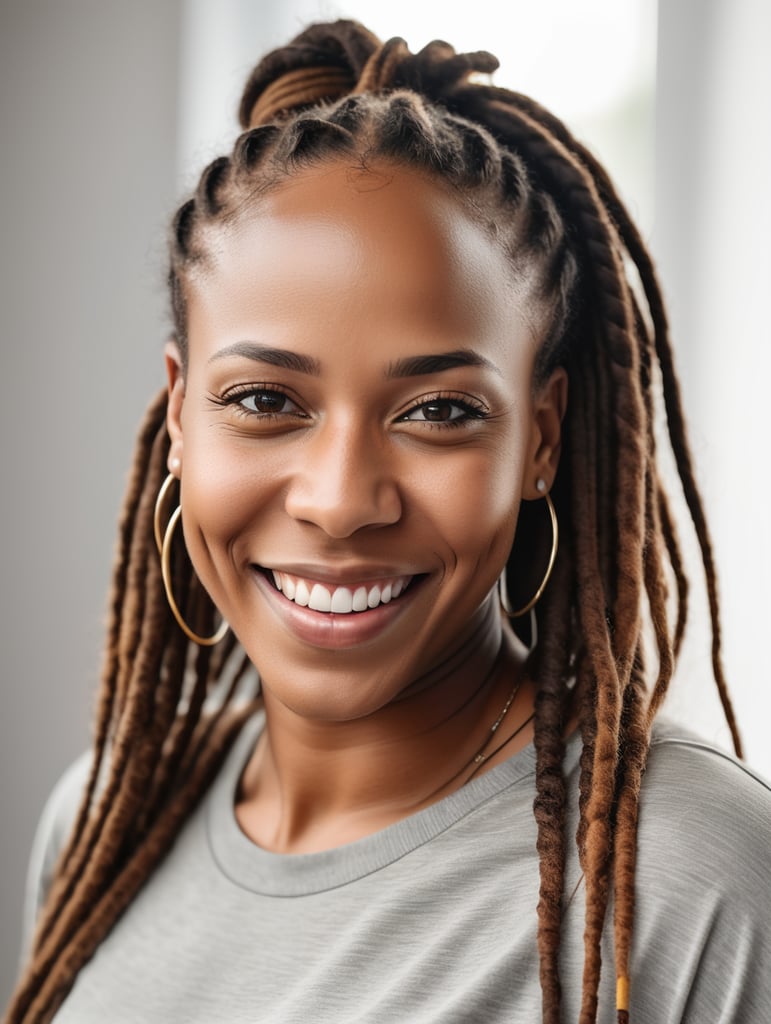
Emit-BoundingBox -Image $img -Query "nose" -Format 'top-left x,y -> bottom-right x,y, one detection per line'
284,420 -> 402,538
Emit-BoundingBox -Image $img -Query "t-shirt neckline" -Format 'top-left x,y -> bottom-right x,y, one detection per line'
206,711 -> 581,897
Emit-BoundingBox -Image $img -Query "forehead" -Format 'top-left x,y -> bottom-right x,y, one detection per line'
187,160 -> 536,369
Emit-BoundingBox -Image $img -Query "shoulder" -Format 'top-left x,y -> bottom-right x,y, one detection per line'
628,719 -> 771,1021
21,751 -> 92,957
639,718 -> 771,875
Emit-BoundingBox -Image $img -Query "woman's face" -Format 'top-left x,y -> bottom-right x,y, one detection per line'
167,160 -> 565,721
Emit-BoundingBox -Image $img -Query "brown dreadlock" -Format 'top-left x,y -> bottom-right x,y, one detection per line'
7,20 -> 742,1024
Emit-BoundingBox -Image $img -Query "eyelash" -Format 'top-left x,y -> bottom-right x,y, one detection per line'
210,386 -> 489,429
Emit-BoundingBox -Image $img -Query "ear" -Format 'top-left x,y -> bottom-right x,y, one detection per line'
522,366 -> 568,499
165,339 -> 185,478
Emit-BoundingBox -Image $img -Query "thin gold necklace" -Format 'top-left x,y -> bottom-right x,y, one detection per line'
439,671 -> 532,793
463,705 -> 535,784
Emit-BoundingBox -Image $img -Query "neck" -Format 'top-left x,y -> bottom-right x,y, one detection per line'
236,601 -> 536,854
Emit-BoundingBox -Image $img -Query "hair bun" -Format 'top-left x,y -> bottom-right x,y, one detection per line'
358,37 -> 499,98
239,20 -> 382,128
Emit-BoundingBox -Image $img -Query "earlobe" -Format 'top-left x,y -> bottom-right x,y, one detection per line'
164,340 -> 185,477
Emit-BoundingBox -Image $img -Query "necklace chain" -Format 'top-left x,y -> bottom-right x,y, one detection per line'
463,705 -> 535,785
472,678 -> 520,764
437,668 -> 533,795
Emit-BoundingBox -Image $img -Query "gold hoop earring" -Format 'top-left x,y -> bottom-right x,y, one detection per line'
499,490 -> 559,618
155,474 -> 229,646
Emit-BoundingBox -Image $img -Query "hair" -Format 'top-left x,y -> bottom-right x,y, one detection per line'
8,20 -> 742,1024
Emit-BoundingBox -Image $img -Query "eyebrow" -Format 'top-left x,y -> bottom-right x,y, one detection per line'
208,342 -> 499,378
386,348 -> 501,379
208,342 -> 321,376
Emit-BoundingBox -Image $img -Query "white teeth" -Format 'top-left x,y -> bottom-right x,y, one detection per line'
331,587 -> 354,613
309,583 -> 331,613
270,572 -> 411,614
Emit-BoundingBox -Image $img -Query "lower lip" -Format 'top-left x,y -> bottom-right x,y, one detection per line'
252,570 -> 423,649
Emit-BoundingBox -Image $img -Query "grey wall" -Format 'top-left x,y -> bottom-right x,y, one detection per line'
0,0 -> 181,1005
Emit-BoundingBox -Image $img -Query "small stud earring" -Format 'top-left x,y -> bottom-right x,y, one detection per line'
170,456 -> 181,474
536,477 -> 547,493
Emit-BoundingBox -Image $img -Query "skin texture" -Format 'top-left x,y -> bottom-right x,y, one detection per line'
165,160 -> 567,852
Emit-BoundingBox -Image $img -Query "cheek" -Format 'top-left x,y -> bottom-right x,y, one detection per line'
176,421 -> 284,573
408,441 -> 524,570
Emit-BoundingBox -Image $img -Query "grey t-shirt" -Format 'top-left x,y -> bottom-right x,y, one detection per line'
23,716 -> 771,1022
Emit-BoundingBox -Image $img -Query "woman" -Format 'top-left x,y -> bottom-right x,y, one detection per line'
9,20 -> 770,1024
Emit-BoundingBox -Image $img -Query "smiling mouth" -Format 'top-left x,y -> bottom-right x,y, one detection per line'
257,569 -> 417,614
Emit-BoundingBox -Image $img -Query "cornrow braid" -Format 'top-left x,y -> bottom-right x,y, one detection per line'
8,20 -> 741,1024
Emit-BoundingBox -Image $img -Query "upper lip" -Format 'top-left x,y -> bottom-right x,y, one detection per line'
252,562 -> 424,586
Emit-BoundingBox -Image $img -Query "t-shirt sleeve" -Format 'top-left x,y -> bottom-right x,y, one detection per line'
631,728 -> 771,1022
20,752 -> 92,963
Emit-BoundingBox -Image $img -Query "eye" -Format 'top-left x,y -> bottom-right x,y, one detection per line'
237,389 -> 299,415
211,384 -> 307,420
400,396 -> 486,425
